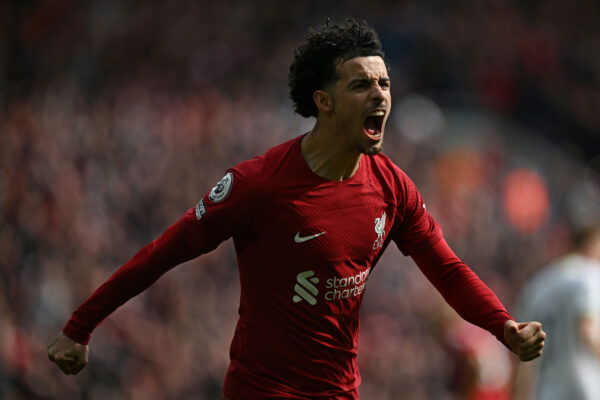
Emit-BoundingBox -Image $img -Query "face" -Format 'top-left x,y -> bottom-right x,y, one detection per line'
330,56 -> 391,155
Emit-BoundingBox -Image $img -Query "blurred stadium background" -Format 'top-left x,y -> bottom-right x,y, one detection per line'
1,0 -> 599,399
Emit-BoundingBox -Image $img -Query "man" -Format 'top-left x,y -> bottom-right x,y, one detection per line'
48,19 -> 545,399
513,225 -> 600,400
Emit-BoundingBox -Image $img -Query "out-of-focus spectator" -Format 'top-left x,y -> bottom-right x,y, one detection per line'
513,224 -> 600,400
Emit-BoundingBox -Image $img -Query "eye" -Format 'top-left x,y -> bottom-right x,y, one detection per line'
380,80 -> 390,89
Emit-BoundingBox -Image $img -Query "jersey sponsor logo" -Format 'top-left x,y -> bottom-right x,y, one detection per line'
294,231 -> 326,243
195,199 -> 206,220
325,269 -> 370,301
293,270 -> 319,305
292,269 -> 371,305
208,172 -> 233,203
373,211 -> 386,249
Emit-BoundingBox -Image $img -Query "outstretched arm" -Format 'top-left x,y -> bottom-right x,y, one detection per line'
47,208 -> 213,373
411,238 -> 545,360
47,166 -> 259,374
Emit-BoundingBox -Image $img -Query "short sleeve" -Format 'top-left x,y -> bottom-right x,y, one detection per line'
391,173 -> 443,256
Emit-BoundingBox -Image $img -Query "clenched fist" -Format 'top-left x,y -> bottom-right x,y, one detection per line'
47,332 -> 89,375
504,320 -> 546,361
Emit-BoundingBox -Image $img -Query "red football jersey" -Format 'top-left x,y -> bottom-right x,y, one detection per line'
63,135 -> 512,399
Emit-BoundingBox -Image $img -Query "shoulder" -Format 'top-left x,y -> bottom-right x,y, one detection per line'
231,136 -> 302,177
369,153 -> 412,182
365,153 -> 419,199
227,135 -> 303,195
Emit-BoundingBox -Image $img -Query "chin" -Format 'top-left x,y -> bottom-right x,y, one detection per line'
363,148 -> 382,156
360,142 -> 383,155
359,128 -> 384,155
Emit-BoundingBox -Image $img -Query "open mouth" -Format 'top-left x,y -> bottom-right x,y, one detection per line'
363,110 -> 385,140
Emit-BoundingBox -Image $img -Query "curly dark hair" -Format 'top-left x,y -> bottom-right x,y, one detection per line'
289,18 -> 386,118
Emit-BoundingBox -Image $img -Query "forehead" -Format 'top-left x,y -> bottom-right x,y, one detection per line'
336,56 -> 388,81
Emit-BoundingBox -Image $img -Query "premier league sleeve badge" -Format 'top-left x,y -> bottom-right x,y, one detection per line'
208,172 -> 233,203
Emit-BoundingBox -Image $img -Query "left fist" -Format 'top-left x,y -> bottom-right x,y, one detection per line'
504,320 -> 546,361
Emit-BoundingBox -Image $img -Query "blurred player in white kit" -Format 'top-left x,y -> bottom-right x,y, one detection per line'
514,224 -> 600,400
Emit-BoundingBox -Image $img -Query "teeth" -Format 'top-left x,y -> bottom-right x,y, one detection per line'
368,110 -> 385,117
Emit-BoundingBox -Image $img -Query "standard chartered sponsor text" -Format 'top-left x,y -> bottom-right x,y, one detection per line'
293,268 -> 371,304
324,269 -> 370,301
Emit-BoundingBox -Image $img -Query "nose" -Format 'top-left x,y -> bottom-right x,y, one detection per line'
370,84 -> 386,104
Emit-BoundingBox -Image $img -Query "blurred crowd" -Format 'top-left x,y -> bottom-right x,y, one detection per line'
1,0 -> 599,399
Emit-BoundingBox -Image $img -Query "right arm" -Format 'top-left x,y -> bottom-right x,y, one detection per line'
48,165 -> 259,374
62,208 -> 213,345
47,208 -> 213,374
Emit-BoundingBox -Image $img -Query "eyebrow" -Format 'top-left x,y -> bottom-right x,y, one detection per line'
348,77 -> 390,87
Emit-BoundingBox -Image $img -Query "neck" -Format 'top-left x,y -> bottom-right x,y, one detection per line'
301,122 -> 362,181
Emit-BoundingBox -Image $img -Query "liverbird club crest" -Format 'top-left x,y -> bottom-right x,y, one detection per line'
373,211 -> 386,249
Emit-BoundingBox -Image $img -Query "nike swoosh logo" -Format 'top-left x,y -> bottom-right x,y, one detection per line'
294,231 -> 326,243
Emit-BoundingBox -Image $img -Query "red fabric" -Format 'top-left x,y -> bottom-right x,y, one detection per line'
410,238 -> 513,347
62,211 -> 206,344
63,135 -> 511,398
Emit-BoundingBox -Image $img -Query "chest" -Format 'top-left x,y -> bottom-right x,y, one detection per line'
254,182 -> 395,268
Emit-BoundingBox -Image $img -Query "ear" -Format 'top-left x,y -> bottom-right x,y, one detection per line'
313,89 -> 335,114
